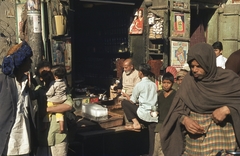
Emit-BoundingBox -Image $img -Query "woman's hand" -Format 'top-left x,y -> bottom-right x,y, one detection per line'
212,106 -> 230,124
182,116 -> 205,134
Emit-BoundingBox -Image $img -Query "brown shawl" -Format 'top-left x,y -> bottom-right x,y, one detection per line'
160,43 -> 240,156
226,49 -> 240,75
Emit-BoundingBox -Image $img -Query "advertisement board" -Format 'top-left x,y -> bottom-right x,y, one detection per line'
170,40 -> 189,70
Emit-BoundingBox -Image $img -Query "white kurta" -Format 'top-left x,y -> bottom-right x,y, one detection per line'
4,77 -> 32,155
216,55 -> 227,69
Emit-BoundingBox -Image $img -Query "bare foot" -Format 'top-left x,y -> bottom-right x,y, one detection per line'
133,123 -> 141,130
125,124 -> 141,132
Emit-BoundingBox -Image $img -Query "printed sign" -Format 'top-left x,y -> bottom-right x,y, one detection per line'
171,41 -> 189,70
129,8 -> 144,34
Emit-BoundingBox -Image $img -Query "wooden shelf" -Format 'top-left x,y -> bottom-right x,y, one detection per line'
149,52 -> 163,56
149,38 -> 164,41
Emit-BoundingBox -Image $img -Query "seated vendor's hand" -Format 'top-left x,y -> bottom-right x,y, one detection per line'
182,116 -> 205,134
212,106 -> 230,124
122,92 -> 130,100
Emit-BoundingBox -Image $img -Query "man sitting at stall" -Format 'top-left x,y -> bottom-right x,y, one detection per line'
110,58 -> 140,100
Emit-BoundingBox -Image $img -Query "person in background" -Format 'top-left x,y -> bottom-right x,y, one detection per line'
176,69 -> 188,88
212,41 -> 227,69
165,66 -> 178,90
121,63 -> 158,155
31,60 -> 73,156
0,41 -> 36,155
225,49 -> 240,76
160,43 -> 240,156
153,72 -> 176,156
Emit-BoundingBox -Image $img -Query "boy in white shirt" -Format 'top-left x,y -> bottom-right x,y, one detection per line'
212,41 -> 227,69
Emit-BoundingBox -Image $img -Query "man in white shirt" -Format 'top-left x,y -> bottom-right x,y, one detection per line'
212,41 -> 227,69
121,63 -> 158,156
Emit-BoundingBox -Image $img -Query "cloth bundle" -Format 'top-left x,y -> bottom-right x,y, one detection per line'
2,41 -> 33,76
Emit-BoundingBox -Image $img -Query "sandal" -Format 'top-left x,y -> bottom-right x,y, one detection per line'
125,124 -> 141,132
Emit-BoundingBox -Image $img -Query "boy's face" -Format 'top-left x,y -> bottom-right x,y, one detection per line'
176,76 -> 184,85
162,79 -> 173,92
214,49 -> 222,57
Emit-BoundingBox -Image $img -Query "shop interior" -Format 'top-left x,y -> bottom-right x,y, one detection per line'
67,1 -> 150,156
72,1 -> 141,98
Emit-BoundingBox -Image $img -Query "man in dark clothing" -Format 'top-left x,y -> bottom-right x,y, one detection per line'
0,41 -> 35,155
161,43 -> 240,156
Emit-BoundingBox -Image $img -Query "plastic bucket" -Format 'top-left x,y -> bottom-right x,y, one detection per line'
54,15 -> 66,35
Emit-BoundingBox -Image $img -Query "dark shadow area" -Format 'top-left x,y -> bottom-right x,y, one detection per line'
68,117 -> 149,156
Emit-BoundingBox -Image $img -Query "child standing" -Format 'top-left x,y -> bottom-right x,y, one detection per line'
44,65 -> 67,133
153,72 -> 176,156
212,41 -> 227,69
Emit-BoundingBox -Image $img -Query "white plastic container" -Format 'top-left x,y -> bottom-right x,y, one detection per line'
82,103 -> 108,121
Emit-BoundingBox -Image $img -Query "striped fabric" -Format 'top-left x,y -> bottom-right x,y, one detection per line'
183,111 -> 236,156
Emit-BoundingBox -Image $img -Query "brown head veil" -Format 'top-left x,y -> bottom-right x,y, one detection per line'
161,43 -> 240,155
225,49 -> 240,75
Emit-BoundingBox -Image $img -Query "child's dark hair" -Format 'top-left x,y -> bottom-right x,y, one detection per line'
51,65 -> 66,79
162,72 -> 174,83
212,41 -> 223,51
138,63 -> 152,76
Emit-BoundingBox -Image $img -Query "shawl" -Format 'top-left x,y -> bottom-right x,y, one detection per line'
225,49 -> 240,75
160,43 -> 240,156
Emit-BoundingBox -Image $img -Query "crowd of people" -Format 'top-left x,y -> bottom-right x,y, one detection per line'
1,40 -> 240,156
0,41 -> 73,156
113,41 -> 240,156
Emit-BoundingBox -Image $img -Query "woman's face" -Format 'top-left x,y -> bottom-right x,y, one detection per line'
138,10 -> 143,17
39,66 -> 51,75
38,66 -> 51,82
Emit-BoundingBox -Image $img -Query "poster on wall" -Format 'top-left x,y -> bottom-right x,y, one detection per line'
52,39 -> 72,73
32,13 -> 41,33
129,8 -> 144,34
172,1 -> 189,10
172,12 -> 185,37
171,41 -> 188,70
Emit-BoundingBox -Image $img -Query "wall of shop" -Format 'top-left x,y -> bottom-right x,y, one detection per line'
0,0 -> 17,62
0,0 -> 240,88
